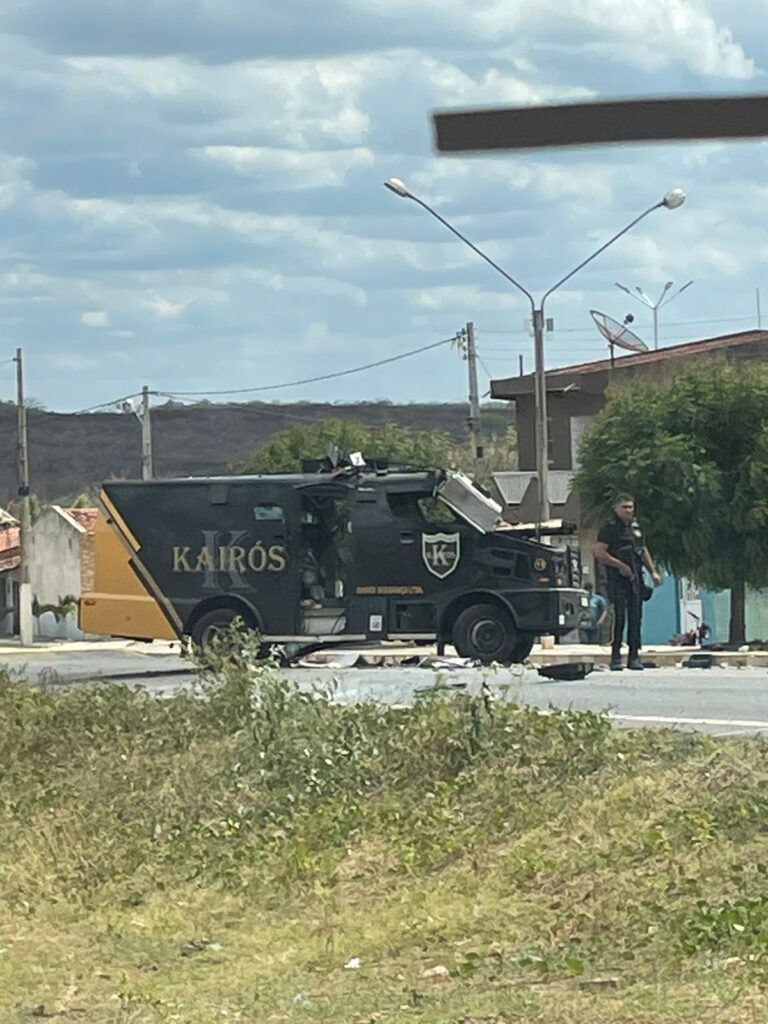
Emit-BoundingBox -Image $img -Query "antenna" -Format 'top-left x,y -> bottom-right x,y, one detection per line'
590,310 -> 649,366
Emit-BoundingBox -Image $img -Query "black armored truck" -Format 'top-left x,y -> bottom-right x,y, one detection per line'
82,458 -> 587,664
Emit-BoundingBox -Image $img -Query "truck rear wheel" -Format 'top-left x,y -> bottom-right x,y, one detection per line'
190,607 -> 259,654
452,603 -> 517,665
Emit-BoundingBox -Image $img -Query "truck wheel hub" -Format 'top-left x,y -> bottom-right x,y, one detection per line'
470,617 -> 505,655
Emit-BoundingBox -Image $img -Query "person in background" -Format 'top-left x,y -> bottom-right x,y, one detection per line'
594,493 -> 661,671
579,582 -> 608,644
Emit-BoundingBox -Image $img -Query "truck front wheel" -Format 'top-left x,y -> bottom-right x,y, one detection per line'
452,603 -> 518,665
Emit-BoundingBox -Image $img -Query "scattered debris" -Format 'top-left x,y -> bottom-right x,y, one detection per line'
419,656 -> 477,671
537,662 -> 594,681
683,653 -> 715,669
344,957 -> 362,970
421,964 -> 451,979
296,651 -> 361,669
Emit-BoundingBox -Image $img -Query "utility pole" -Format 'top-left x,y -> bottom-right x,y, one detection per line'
15,348 -> 33,645
465,321 -> 483,461
140,385 -> 153,480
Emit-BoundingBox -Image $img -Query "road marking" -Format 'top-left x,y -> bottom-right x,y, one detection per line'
610,712 -> 768,729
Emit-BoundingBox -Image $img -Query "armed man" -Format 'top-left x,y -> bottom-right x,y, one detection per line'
593,494 -> 661,671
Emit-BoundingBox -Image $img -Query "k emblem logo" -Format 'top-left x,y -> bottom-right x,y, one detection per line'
421,532 -> 461,579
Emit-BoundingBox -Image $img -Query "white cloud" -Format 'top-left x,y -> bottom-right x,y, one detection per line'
564,0 -> 756,78
146,296 -> 185,317
81,310 -> 109,327
193,145 -> 375,189
0,1 -> 762,409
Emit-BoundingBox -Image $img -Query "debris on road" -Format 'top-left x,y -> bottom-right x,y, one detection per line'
537,662 -> 594,681
683,653 -> 715,669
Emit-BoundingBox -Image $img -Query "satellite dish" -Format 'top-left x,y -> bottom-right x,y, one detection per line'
590,310 -> 648,365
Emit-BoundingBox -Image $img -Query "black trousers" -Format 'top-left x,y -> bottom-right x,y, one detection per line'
610,577 -> 642,658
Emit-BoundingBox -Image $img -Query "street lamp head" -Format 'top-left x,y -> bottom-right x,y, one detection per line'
383,177 -> 411,199
664,281 -> 673,291
662,187 -> 686,209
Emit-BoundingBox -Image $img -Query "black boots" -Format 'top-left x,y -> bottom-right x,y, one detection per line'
610,653 -> 644,671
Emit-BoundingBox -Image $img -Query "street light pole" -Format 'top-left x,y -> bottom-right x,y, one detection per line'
384,179 -> 687,523
615,279 -> 693,349
531,308 -> 549,520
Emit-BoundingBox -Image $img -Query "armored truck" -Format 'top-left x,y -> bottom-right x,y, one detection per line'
80,462 -> 586,664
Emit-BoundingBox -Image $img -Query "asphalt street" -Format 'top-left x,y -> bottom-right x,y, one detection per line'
1,642 -> 768,736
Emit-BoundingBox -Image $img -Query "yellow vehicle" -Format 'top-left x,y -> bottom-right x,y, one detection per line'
79,506 -> 175,641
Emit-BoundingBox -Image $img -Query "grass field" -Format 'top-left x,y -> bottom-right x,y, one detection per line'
1,646 -> 768,1023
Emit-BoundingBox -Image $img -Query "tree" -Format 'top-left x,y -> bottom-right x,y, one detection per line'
68,491 -> 98,508
574,362 -> 768,644
233,418 -> 461,475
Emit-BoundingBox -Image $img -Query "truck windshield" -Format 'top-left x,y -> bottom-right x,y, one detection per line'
435,472 -> 503,533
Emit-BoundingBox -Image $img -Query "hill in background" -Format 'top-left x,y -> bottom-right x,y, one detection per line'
0,400 -> 512,503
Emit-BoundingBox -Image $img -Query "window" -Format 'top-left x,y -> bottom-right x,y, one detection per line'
253,503 -> 284,522
387,493 -> 457,524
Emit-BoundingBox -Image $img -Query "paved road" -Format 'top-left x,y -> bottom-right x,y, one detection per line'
2,644 -> 768,736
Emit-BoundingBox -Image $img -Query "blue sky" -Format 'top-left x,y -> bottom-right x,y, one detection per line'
0,0 -> 766,411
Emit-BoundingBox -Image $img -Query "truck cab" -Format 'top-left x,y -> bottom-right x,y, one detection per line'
81,462 -> 586,664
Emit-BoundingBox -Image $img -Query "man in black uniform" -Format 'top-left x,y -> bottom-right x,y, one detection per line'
594,494 -> 661,671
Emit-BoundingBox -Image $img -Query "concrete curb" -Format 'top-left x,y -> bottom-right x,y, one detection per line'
0,639 -> 181,656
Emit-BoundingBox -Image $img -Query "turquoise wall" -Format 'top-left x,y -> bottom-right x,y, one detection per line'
701,589 -> 729,643
641,573 -> 679,645
701,588 -> 768,643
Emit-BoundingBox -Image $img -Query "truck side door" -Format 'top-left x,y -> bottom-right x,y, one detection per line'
346,486 -> 475,637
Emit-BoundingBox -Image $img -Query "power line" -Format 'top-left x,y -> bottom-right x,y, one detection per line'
75,391 -> 144,415
155,335 -> 457,398
71,335 -> 457,414
476,313 -> 756,336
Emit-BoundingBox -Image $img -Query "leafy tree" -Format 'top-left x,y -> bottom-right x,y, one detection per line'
68,491 -> 98,508
232,418 -> 461,475
574,363 -> 768,644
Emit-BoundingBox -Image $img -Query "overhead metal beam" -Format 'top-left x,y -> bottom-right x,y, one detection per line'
432,94 -> 768,153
